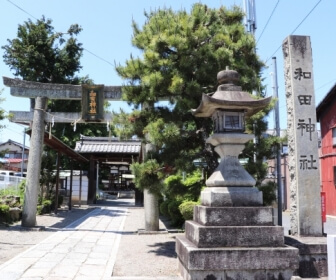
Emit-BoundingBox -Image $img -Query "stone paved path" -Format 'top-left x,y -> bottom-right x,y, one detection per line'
0,207 -> 127,280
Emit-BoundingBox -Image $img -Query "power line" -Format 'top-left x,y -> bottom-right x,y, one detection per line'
290,0 -> 322,35
315,78 -> 336,92
6,0 -> 114,68
265,0 -> 322,63
83,48 -> 114,67
256,0 -> 280,45
6,126 -> 24,135
7,0 -> 37,20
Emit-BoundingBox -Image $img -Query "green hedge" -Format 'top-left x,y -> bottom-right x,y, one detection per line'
159,199 -> 170,217
37,200 -> 52,215
179,200 -> 199,221
160,198 -> 200,227
167,200 -> 184,226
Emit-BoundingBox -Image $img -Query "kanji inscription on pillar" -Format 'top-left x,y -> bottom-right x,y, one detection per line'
282,35 -> 322,236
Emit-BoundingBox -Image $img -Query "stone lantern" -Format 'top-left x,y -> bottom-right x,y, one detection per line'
191,67 -> 272,205
176,68 -> 299,280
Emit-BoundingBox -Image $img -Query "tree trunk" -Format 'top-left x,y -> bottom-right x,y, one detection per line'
21,97 -> 47,227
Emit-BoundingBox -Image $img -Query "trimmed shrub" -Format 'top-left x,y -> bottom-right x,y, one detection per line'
168,200 -> 184,226
37,200 -> 52,215
258,181 -> 277,206
159,199 -> 170,217
179,200 -> 199,221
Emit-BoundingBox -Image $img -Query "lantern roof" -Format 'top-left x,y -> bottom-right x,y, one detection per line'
191,68 -> 272,118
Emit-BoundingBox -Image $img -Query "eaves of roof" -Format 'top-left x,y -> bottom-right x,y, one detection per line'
74,141 -> 141,154
316,82 -> 336,121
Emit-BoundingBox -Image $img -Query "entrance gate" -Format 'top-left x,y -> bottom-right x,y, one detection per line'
3,77 -> 135,226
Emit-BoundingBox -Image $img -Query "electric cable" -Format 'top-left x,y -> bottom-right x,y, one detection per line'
6,0 -> 114,68
265,0 -> 322,63
256,0 -> 280,45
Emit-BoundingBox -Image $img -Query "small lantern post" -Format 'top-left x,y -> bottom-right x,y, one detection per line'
176,68 -> 298,279
191,68 -> 272,202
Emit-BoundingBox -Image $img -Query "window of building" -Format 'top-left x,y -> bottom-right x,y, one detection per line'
332,127 -> 336,146
334,166 -> 336,186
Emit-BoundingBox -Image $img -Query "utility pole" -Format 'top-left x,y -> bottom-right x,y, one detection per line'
20,128 -> 26,176
272,57 -> 282,226
244,0 -> 257,35
244,0 -> 258,163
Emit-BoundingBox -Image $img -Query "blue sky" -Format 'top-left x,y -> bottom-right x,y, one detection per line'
0,0 -> 333,146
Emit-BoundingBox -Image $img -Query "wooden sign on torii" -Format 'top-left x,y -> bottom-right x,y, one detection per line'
3,76 -> 123,227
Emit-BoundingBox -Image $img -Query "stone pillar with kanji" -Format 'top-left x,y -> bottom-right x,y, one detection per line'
283,35 -> 322,236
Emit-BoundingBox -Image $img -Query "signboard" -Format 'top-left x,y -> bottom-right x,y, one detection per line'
81,84 -> 104,122
321,191 -> 326,223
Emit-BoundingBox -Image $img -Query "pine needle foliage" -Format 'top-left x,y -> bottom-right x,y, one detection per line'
116,4 -> 271,193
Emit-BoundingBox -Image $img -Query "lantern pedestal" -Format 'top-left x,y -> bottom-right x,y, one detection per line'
176,187 -> 299,280
176,130 -> 299,279
204,132 -> 263,207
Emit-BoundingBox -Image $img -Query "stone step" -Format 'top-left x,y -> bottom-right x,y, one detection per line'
194,205 -> 273,226
176,235 -> 299,273
185,220 -> 285,248
285,236 -> 328,278
291,278 -> 328,280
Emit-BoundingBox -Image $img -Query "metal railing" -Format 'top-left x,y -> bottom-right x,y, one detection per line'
0,175 -> 25,196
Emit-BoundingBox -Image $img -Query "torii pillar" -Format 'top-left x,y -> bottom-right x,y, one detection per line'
22,97 -> 47,226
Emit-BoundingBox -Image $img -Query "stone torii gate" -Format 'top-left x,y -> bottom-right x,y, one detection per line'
3,77 -> 122,227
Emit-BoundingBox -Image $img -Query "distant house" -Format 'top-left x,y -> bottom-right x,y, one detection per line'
0,139 -> 29,172
264,129 -> 321,212
317,83 -> 336,217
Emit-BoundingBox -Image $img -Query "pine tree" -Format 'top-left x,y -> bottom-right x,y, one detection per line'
2,16 -> 109,162
116,4 -> 272,210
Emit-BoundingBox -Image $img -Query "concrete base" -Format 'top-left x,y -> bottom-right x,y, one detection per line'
177,236 -> 298,280
201,187 -> 263,207
176,202 -> 299,279
178,261 -> 295,280
194,205 -> 273,226
185,220 -> 284,248
285,236 -> 328,278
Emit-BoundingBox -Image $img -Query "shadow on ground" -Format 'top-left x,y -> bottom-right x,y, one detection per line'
148,240 -> 177,258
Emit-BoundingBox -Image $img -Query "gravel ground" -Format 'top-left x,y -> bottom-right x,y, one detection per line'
112,207 -> 183,278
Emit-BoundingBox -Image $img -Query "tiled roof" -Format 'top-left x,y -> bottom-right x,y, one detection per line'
74,140 -> 141,154
7,159 -> 25,163
0,158 -> 26,164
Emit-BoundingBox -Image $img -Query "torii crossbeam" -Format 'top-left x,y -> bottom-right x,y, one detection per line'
3,77 -> 122,123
